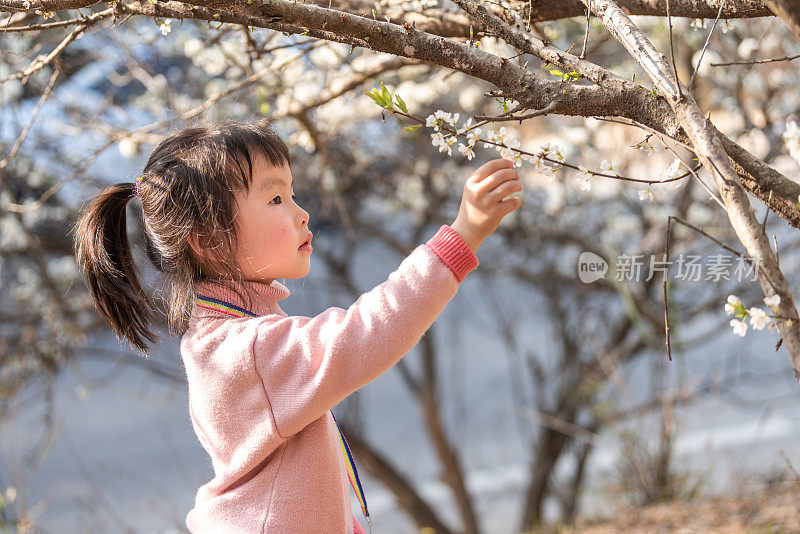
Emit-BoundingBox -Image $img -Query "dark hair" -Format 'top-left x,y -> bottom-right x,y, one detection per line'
72,118 -> 291,354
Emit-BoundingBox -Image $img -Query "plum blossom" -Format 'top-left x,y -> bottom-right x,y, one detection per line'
499,138 -> 524,166
663,158 -> 684,181
577,166 -> 592,191
638,188 -> 654,202
465,128 -> 482,147
425,110 -> 458,132
729,318 -> 747,337
458,142 -> 476,160
636,140 -> 661,156
764,294 -> 781,313
484,127 -> 508,148
160,19 -> 172,36
550,144 -> 566,167
749,307 -> 770,330
690,19 -> 709,30
725,294 -> 741,316
431,131 -> 456,156
599,159 -> 617,176
721,20 -> 735,33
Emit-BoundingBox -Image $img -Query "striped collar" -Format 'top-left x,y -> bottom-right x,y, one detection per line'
192,277 -> 290,318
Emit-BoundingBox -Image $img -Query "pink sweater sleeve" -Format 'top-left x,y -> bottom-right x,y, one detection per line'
253,224 -> 478,438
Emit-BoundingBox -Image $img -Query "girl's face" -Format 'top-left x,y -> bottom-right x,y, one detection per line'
232,153 -> 312,284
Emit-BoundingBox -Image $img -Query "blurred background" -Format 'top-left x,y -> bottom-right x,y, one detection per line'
1,4 -> 800,533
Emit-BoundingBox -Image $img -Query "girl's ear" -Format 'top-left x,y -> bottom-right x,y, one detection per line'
188,232 -> 228,278
187,232 -> 206,261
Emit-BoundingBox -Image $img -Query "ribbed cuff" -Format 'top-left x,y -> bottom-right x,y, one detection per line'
425,225 -> 479,283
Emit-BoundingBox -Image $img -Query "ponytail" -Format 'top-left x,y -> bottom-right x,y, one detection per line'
73,181 -> 158,354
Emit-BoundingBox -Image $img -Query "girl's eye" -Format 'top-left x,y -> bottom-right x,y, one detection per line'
269,194 -> 298,205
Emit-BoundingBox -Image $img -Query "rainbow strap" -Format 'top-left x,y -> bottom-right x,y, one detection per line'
194,294 -> 372,530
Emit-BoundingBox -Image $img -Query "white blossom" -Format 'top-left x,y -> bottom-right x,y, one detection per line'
484,126 -> 507,148
749,307 -> 770,330
425,113 -> 439,130
465,128 -> 482,147
730,318 -> 747,337
725,294 -> 741,316
690,18 -> 709,30
599,159 -> 617,176
636,140 -> 661,156
577,166 -> 592,191
431,131 -> 456,156
663,158 -> 684,181
539,165 -> 556,179
720,19 -> 734,33
458,143 -> 476,160
433,109 -> 457,129
551,144 -> 566,164
638,188 -> 654,202
160,19 -> 172,36
763,294 -> 781,312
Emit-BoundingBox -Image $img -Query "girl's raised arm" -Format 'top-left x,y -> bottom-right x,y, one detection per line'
253,224 -> 477,439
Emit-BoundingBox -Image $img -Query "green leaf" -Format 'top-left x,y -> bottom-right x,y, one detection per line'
404,124 -> 422,132
395,94 -> 408,113
259,101 -> 271,115
364,86 -> 393,109
549,69 -> 564,76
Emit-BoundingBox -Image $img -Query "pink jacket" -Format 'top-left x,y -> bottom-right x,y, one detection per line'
180,225 -> 479,533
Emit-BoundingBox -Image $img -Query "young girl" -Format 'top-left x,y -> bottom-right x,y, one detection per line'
73,118 -> 522,533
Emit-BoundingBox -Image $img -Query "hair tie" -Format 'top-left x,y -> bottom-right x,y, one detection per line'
134,176 -> 143,197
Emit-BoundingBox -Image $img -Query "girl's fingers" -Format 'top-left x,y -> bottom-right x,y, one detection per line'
487,180 -> 523,203
475,168 -> 520,195
468,158 -> 514,185
497,195 -> 523,214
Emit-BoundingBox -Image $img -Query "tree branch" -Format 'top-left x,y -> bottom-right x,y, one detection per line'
584,0 -> 800,380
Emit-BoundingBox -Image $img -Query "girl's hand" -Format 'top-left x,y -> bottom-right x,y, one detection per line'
450,158 -> 522,253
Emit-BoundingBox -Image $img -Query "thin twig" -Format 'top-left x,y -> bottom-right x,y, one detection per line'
711,52 -> 800,67
665,0 -> 681,98
667,215 -> 779,293
580,0 -> 590,59
0,61 -> 60,170
0,12 -> 95,32
474,100 -> 557,123
1,8 -> 112,84
761,189 -> 773,235
663,216 -> 674,360
687,0 -> 727,89
593,115 -> 726,209
395,109 -> 696,186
